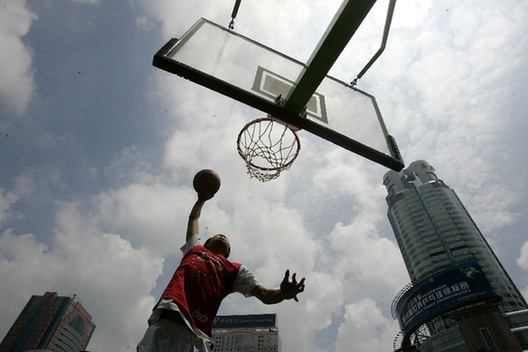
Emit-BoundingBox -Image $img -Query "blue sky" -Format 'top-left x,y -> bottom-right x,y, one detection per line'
1,0 -> 527,351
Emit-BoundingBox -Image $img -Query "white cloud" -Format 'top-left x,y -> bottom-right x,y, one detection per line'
335,298 -> 400,352
0,0 -> 36,116
0,229 -> 56,321
2,1 -> 528,351
136,0 -> 341,60
517,242 -> 528,308
371,0 -> 528,237
328,221 -> 407,300
0,189 -> 19,227
0,199 -> 164,351
392,0 -> 434,30
51,202 -> 164,350
78,182 -> 195,255
304,272 -> 345,330
517,242 -> 528,271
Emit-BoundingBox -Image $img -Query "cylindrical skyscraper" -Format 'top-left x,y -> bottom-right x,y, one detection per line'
384,160 -> 527,351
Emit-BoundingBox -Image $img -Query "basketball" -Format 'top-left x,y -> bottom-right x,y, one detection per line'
193,169 -> 221,198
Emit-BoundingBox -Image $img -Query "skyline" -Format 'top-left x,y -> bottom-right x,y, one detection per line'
1,1 -> 527,351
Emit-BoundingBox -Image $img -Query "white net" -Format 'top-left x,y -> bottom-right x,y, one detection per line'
237,117 -> 301,182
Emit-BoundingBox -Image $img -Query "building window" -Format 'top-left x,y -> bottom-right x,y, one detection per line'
426,172 -> 437,181
479,327 -> 499,352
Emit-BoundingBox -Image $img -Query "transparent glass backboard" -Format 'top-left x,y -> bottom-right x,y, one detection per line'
153,18 -> 403,171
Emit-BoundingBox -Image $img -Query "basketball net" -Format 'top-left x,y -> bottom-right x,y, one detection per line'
237,116 -> 301,182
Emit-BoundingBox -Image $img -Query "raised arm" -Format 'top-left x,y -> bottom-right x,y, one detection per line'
249,270 -> 305,305
186,195 -> 211,241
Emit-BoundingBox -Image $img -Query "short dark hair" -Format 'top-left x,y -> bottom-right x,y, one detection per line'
204,236 -> 230,258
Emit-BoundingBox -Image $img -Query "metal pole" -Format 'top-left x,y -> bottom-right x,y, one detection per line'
283,0 -> 377,114
353,0 -> 396,84
229,0 -> 242,29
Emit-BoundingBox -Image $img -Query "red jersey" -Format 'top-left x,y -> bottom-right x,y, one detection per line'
161,245 -> 242,337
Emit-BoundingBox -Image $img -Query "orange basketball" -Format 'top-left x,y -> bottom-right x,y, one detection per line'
193,169 -> 221,198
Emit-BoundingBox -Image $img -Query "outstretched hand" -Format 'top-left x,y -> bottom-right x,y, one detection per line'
280,270 -> 305,302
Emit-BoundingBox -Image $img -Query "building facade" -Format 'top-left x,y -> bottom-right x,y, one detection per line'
0,291 -> 95,352
384,160 -> 528,351
212,314 -> 280,352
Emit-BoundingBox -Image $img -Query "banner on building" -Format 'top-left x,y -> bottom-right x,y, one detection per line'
212,314 -> 276,328
394,261 -> 498,337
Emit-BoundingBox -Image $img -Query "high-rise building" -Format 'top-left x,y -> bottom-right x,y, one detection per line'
0,291 -> 95,352
212,314 -> 281,352
384,160 -> 528,351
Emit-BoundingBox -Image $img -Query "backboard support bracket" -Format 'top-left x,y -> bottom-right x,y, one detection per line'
283,0 -> 377,114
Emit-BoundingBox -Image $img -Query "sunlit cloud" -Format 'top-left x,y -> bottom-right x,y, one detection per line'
0,0 -> 36,116
0,1 -> 527,351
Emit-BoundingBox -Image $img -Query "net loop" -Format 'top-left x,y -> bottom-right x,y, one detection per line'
237,116 -> 301,182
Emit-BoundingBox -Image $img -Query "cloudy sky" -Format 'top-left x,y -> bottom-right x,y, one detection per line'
1,0 -> 527,351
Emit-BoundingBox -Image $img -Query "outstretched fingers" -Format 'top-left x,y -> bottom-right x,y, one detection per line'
281,270 -> 306,302
298,277 -> 306,292
292,275 -> 306,301
283,270 -> 291,283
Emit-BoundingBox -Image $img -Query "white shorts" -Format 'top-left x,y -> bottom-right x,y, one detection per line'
137,318 -> 212,352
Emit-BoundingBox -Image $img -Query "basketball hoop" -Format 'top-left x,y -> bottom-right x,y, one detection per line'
237,116 -> 301,182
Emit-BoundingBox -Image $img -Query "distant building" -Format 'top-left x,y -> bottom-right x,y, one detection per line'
0,291 -> 95,352
212,314 -> 280,352
384,160 -> 528,351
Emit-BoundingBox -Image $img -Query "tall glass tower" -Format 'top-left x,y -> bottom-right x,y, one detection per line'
384,160 -> 526,312
0,291 -> 95,352
384,160 -> 528,351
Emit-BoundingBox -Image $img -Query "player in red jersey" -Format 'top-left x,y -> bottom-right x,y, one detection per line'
137,194 -> 305,352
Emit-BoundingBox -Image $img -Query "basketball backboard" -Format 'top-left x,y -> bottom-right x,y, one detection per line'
153,5 -> 404,171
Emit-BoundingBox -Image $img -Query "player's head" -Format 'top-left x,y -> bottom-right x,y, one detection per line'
204,234 -> 231,258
